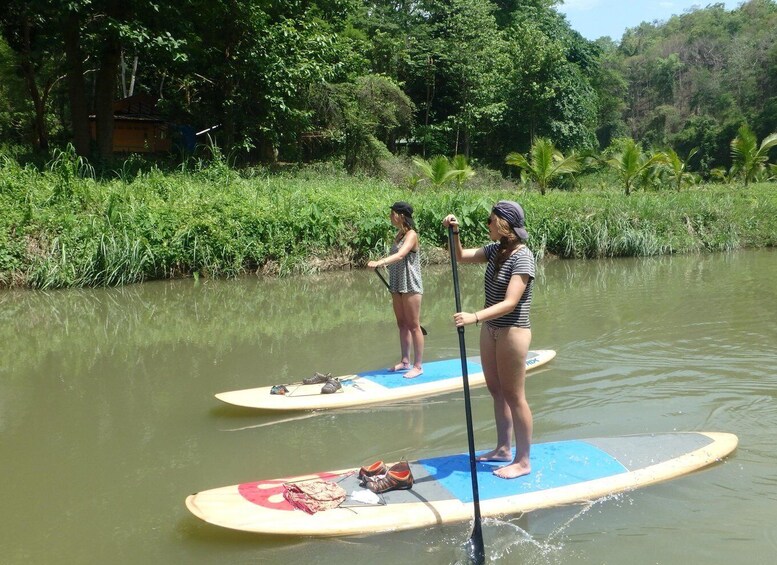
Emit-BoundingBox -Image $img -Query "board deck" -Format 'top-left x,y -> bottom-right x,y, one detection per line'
185,431 -> 738,536
215,349 -> 556,411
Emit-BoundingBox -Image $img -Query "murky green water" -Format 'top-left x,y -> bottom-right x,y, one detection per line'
2,249 -> 776,564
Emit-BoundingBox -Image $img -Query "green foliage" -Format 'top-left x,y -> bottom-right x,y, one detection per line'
411,155 -> 475,188
0,37 -> 29,145
604,138 -> 666,195
617,1 -> 777,171
1,0 -> 776,179
46,144 -> 95,201
660,147 -> 699,191
505,138 -> 580,195
2,149 -> 776,289
499,12 -> 599,157
730,124 -> 777,185
449,155 -> 476,186
308,75 -> 413,174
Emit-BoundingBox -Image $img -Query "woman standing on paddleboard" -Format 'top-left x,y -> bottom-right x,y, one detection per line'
367,201 -> 424,379
443,201 -> 534,479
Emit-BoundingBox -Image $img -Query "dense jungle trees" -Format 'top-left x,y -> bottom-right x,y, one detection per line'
0,0 -> 775,176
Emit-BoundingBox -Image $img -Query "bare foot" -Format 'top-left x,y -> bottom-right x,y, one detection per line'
403,367 -> 423,379
492,462 -> 531,479
387,362 -> 410,372
475,448 -> 512,462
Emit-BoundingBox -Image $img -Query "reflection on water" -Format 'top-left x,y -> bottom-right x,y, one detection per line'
2,250 -> 777,564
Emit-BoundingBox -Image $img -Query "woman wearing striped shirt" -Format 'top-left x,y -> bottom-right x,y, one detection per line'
443,201 -> 535,479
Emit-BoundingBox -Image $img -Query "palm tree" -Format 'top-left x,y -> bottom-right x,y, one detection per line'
412,155 -> 475,188
449,154 -> 476,186
604,138 -> 665,196
505,138 -> 580,195
412,155 -> 452,187
730,125 -> 777,186
662,147 -> 699,191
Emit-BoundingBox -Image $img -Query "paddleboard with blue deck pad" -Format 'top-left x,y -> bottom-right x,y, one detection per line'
214,349 -> 556,411
185,431 -> 738,536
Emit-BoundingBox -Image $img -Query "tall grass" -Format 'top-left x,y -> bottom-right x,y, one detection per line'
1,150 -> 776,289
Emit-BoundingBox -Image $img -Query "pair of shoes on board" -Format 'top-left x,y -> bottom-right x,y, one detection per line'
364,460 -> 414,493
320,378 -> 341,394
358,461 -> 388,485
270,384 -> 289,395
303,371 -> 331,385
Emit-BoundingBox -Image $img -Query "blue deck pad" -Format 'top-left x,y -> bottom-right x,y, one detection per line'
418,441 -> 628,503
357,359 -> 483,389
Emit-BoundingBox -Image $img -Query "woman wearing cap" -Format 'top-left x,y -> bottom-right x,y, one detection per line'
367,202 -> 424,379
442,201 -> 535,479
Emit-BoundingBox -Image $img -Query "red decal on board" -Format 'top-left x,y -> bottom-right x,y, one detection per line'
238,472 -> 344,509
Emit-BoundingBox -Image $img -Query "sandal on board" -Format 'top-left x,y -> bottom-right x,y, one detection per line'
358,461 -> 388,484
364,461 -> 414,494
320,378 -> 342,394
270,385 -> 289,395
303,372 -> 331,385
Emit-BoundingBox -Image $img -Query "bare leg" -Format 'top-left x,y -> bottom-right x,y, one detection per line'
493,327 -> 533,479
402,293 -> 424,379
388,293 -> 411,371
476,326 -> 513,461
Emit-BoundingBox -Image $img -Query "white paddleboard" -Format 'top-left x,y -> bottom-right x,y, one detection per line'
186,431 -> 738,536
215,350 -> 556,411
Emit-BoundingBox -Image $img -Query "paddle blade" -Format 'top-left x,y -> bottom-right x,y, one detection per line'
465,521 -> 486,565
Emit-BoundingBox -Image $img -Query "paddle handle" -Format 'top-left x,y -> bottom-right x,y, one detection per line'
374,267 -> 391,290
447,225 -> 485,564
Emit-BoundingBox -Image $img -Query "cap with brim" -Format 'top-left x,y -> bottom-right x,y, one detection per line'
391,201 -> 413,217
492,200 -> 529,240
391,201 -> 416,229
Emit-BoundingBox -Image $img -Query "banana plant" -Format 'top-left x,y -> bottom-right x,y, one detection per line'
505,138 -> 580,195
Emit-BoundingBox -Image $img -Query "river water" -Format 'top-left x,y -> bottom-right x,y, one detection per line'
2,249 -> 776,564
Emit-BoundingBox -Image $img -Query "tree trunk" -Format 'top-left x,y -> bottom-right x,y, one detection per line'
18,18 -> 48,151
129,55 -> 138,97
94,38 -> 122,159
63,11 -> 91,157
221,79 -> 236,154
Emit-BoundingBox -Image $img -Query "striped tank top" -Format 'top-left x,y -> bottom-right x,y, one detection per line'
483,242 -> 534,328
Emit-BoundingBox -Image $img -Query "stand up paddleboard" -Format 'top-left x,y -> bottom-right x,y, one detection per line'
215,349 -> 556,411
186,431 -> 737,536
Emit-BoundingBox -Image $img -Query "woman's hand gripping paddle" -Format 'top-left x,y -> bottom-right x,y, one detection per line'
374,268 -> 428,335
447,225 -> 485,565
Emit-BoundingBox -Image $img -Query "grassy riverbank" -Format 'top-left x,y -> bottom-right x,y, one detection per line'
1,156 -> 776,289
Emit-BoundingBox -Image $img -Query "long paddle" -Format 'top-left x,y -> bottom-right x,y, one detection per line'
447,225 -> 485,565
374,268 -> 428,335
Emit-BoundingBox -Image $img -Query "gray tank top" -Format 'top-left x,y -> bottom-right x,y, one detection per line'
388,234 -> 423,294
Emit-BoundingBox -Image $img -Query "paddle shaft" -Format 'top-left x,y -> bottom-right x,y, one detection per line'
374,268 -> 428,335
447,225 -> 485,565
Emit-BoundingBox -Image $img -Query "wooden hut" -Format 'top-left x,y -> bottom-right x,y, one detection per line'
89,93 -> 172,153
